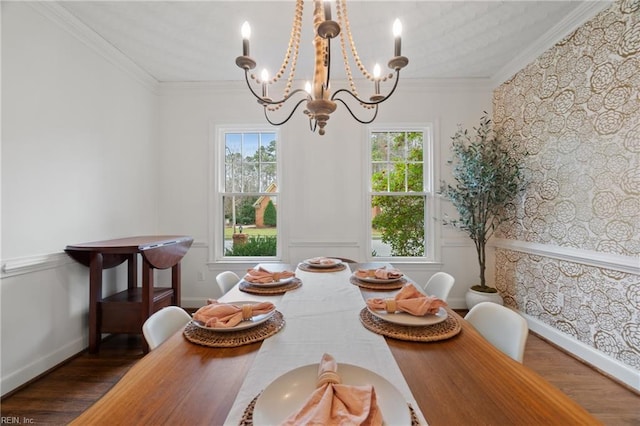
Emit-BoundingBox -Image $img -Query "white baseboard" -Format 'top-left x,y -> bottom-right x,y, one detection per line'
1,336 -> 87,397
525,314 -> 640,392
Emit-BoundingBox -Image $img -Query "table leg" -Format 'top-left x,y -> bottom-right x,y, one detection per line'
88,252 -> 103,354
127,253 -> 137,291
141,259 -> 154,354
172,262 -> 181,306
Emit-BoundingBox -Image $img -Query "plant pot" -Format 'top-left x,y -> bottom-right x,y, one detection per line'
465,288 -> 504,309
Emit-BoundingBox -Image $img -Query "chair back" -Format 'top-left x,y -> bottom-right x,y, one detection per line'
424,272 -> 455,301
142,306 -> 191,350
216,271 -> 240,295
465,302 -> 529,362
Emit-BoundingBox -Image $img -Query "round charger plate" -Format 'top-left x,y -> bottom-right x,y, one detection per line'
252,363 -> 411,425
367,306 -> 448,326
359,307 -> 462,342
349,275 -> 406,290
191,302 -> 276,332
353,273 -> 404,283
302,258 -> 342,268
183,310 -> 285,348
239,278 -> 302,295
298,262 -> 347,273
242,275 -> 295,288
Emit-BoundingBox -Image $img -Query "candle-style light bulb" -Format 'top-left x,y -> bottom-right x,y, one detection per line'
393,19 -> 402,57
305,81 -> 312,97
373,64 -> 381,94
373,64 -> 381,79
261,69 -> 269,97
241,22 -> 251,56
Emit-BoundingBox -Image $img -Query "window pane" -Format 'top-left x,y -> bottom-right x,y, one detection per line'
223,195 -> 277,257
225,135 -> 242,192
371,162 -> 389,192
407,132 -> 424,161
371,195 -> 425,257
371,133 -> 387,161
242,162 -> 259,192
389,132 -> 405,162
407,162 -> 424,191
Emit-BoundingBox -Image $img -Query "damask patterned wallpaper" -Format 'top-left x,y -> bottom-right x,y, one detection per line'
492,0 -> 639,371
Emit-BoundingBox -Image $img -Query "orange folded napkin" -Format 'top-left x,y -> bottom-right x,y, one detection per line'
193,300 -> 275,328
366,283 -> 447,316
245,266 -> 295,284
355,266 -> 403,280
283,353 -> 383,426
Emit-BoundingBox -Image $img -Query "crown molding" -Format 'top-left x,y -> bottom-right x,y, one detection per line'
28,2 -> 159,93
491,1 -> 613,87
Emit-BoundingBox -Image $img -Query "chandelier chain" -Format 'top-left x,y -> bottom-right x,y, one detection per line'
258,0 -> 304,111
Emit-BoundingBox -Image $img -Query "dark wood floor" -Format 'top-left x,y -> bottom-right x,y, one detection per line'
2,332 -> 639,425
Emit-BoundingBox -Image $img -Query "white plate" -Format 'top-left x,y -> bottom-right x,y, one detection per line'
242,275 -> 295,287
368,306 -> 448,326
302,258 -> 342,268
253,363 -> 410,425
191,301 -> 275,332
354,272 -> 404,283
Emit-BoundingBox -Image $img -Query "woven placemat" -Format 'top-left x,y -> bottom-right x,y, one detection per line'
349,275 -> 407,290
239,278 -> 302,295
239,392 -> 420,425
298,262 -> 347,273
360,307 -> 461,342
183,311 -> 284,348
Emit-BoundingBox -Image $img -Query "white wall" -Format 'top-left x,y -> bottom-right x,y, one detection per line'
1,3 -> 159,395
157,79 -> 493,308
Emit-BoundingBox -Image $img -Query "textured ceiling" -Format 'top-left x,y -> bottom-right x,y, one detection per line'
57,1 -> 607,83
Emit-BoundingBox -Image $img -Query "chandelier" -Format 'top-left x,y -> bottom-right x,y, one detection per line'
235,0 -> 408,136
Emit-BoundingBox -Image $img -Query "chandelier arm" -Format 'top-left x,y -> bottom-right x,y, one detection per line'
330,69 -> 401,106
242,70 -> 310,106
332,98 -> 379,124
263,98 -> 310,126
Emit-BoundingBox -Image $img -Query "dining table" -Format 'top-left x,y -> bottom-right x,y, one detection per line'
71,262 -> 599,425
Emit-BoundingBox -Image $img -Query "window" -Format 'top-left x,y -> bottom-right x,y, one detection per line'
214,128 -> 280,260
367,126 -> 436,261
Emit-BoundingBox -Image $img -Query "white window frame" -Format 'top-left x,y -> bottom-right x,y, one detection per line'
364,123 -> 440,263
209,125 -> 282,263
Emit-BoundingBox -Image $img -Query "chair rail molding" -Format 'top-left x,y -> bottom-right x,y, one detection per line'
491,238 -> 640,275
1,252 -> 74,279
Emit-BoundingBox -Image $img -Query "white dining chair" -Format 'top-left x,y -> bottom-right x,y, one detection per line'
465,302 -> 529,363
142,306 -> 191,351
423,272 -> 455,301
216,271 -> 240,295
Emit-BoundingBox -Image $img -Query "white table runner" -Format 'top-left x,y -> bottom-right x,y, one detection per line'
223,265 -> 427,425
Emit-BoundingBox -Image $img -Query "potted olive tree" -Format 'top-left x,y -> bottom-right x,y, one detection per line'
440,113 -> 526,308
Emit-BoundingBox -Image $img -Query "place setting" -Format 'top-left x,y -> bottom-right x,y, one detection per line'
298,257 -> 347,273
350,266 -> 407,290
360,283 -> 462,342
239,353 -> 420,426
183,299 -> 285,347
239,266 -> 302,295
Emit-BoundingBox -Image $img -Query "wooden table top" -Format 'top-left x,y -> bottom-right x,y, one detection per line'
72,263 -> 598,425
